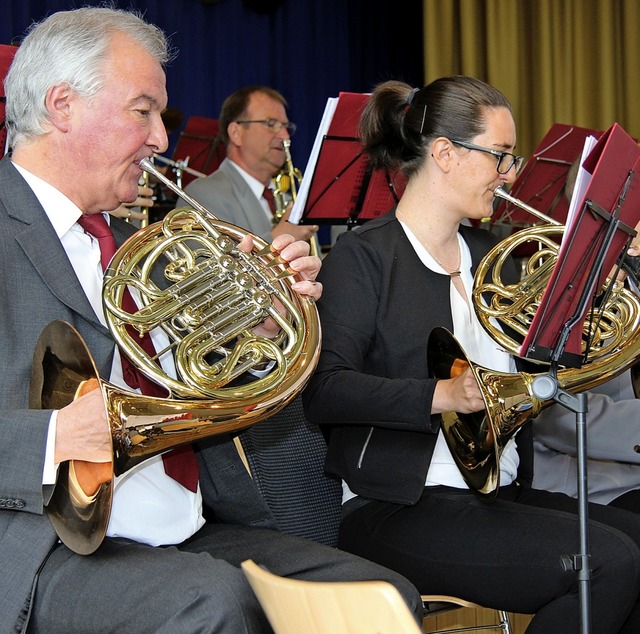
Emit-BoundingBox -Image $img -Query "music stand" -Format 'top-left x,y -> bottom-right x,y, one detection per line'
521,123 -> 640,366
525,123 -> 640,634
290,92 -> 406,229
493,123 -> 602,227
170,116 -> 225,187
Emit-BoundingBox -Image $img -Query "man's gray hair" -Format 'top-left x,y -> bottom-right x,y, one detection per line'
4,7 -> 173,148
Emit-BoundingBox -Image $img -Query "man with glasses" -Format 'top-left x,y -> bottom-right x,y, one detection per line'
182,85 -> 319,244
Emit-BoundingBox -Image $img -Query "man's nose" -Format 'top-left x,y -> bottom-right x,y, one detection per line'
149,114 -> 169,154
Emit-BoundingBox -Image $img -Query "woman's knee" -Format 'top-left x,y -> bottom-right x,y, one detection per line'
588,523 -> 640,629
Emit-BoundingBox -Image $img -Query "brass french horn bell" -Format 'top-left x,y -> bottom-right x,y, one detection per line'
31,157 -> 321,554
428,326 -> 540,498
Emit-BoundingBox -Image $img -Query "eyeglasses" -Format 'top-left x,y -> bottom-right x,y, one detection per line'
235,118 -> 297,136
450,139 -> 524,175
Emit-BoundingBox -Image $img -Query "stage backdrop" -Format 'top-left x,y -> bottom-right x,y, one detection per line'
1,0 -> 423,171
422,0 -> 640,162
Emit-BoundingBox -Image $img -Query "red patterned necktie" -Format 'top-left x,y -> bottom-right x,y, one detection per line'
262,186 -> 276,216
77,213 -> 199,493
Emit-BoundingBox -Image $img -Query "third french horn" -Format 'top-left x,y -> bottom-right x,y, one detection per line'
272,139 -> 320,257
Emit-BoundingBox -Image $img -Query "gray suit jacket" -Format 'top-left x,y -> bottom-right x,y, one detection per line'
0,156 -> 274,633
533,370 -> 640,504
181,158 -> 274,242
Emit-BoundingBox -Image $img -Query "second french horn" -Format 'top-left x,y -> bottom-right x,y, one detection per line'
431,187 -> 640,499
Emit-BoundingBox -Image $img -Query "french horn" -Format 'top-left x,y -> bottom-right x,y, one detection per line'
273,139 -> 302,225
30,157 -> 321,554
430,187 -> 640,499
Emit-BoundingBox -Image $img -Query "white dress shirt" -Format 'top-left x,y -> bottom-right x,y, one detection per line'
15,163 -> 205,546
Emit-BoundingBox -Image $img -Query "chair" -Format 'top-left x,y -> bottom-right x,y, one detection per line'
422,596 -> 512,633
235,396 -> 513,633
241,559 -> 423,634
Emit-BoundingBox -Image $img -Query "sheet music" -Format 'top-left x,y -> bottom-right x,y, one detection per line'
290,97 -> 339,225
564,135 -> 598,236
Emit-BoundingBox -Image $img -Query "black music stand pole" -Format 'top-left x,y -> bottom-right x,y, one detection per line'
528,188 -> 636,634
532,375 -> 590,633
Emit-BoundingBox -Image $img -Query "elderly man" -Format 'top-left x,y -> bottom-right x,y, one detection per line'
0,7 -> 420,633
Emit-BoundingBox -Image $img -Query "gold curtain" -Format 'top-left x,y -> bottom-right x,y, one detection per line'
423,0 -> 640,159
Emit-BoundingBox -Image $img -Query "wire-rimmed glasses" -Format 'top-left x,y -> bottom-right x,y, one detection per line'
236,118 -> 297,136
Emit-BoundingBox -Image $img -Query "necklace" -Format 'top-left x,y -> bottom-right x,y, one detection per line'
399,215 -> 462,277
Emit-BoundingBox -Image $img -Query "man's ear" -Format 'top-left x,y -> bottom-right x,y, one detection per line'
430,136 -> 455,173
227,121 -> 242,146
44,83 -> 75,132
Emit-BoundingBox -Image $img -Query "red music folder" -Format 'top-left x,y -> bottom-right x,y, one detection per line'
520,123 -> 640,366
291,92 -> 406,226
493,123 -> 602,227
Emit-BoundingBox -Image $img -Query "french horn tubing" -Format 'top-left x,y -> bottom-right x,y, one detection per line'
137,167 -> 151,228
30,157 -> 321,554
431,187 -> 640,499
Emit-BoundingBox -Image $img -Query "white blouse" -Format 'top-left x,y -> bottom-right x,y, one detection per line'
400,222 -> 519,490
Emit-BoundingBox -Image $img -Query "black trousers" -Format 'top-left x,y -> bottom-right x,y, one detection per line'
610,489 -> 640,513
339,485 -> 640,634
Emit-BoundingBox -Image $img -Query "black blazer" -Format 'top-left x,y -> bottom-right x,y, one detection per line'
303,209 -> 532,505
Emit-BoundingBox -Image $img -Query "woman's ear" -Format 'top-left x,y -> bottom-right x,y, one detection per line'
430,136 -> 456,173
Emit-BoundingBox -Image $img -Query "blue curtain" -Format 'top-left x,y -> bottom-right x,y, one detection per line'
2,0 -> 423,168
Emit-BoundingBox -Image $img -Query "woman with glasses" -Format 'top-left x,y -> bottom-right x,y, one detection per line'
303,76 -> 640,633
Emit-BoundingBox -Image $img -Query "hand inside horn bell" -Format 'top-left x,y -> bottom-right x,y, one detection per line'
55,378 -> 112,497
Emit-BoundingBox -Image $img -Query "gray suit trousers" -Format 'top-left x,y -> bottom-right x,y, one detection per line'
30,523 -> 422,633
